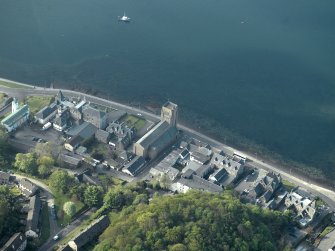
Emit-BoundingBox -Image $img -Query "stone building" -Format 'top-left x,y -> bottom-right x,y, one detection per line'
133,102 -> 178,160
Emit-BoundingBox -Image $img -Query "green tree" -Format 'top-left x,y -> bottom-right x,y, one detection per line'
63,201 -> 76,218
37,156 -> 54,177
34,141 -> 61,158
14,153 -> 37,174
160,173 -> 171,190
38,155 -> 54,167
49,170 -> 74,194
84,185 -> 102,207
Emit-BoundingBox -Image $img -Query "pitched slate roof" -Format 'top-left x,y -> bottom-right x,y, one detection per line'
83,106 -> 106,120
1,105 -> 29,127
95,129 -> 111,143
35,103 -> 57,119
124,156 -> 146,175
26,195 -> 41,234
69,215 -> 110,249
66,122 -> 97,140
61,154 -> 82,167
137,121 -> 170,148
19,178 -> 37,195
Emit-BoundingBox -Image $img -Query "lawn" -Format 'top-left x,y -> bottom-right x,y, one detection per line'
282,179 -> 297,191
25,96 -> 53,114
53,191 -> 86,227
319,225 -> 334,239
0,93 -> 5,104
122,114 -> 146,131
0,80 -> 32,89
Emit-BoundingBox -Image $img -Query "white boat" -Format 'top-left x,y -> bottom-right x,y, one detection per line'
118,12 -> 131,22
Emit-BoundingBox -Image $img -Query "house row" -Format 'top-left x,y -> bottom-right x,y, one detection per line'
0,233 -> 26,251
25,195 -> 41,238
18,179 -> 38,197
67,215 -> 110,251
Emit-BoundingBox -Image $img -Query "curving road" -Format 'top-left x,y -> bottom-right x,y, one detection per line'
1,78 -> 335,211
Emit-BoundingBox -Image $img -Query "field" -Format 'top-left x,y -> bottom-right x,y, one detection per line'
0,80 -> 32,89
25,95 -> 53,114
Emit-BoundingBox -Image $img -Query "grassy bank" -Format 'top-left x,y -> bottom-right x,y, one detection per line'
25,95 -> 53,114
0,80 -> 33,89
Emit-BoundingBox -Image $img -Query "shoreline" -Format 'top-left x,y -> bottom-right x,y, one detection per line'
0,76 -> 334,205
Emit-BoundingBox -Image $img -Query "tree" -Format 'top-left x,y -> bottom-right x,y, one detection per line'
84,185 -> 102,207
14,153 -> 37,174
63,201 -> 76,218
49,170 -> 74,194
38,165 -> 50,177
34,142 -> 61,158
38,155 -> 54,167
37,156 -> 54,177
160,173 -> 171,190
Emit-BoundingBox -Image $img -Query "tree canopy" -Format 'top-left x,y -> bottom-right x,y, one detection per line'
14,153 -> 37,174
84,185 -> 103,208
63,201 -> 76,218
94,191 -> 291,251
49,170 -> 74,194
0,185 -> 20,239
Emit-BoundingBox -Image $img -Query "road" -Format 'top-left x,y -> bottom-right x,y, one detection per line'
39,208 -> 95,251
1,79 -> 335,208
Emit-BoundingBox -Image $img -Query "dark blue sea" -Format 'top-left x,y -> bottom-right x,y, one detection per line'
1,0 -> 335,181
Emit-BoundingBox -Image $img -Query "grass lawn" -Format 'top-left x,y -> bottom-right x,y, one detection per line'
0,93 -> 5,104
319,225 -> 334,239
25,95 -> 53,114
0,80 -> 32,89
282,179 -> 297,191
36,202 -> 50,247
122,114 -> 146,131
53,191 -> 85,227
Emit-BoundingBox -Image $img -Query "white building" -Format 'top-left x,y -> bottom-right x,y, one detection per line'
1,99 -> 29,132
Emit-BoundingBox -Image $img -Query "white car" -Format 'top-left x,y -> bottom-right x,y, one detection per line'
53,235 -> 59,241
